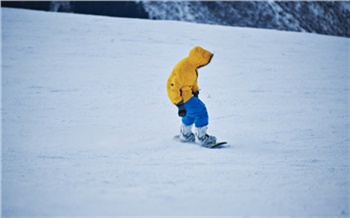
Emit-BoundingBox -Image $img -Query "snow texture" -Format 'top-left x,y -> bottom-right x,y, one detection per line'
2,8 -> 349,217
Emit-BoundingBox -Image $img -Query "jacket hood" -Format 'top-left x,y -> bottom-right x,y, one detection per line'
187,46 -> 213,67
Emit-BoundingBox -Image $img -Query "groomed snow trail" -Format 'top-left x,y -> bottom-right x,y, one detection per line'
2,8 -> 349,217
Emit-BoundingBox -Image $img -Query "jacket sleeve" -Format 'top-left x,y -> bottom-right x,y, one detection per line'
168,72 -> 184,105
192,80 -> 199,93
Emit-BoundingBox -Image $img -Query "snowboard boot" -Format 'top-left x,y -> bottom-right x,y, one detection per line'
195,126 -> 217,146
179,124 -> 195,143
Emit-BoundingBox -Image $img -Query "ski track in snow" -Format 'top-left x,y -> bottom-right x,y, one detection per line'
2,8 -> 349,217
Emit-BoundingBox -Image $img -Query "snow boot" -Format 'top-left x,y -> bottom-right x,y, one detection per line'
195,126 -> 217,146
179,124 -> 195,142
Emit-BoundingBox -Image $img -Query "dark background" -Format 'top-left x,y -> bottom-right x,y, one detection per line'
2,1 -> 349,37
2,1 -> 148,18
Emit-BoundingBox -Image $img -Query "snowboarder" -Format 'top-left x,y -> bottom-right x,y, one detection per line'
167,46 -> 216,146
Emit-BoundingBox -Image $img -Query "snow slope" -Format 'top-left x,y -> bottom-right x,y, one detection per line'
2,8 -> 349,217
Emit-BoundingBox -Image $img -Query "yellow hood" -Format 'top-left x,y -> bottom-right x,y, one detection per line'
187,46 -> 213,67
167,46 -> 213,105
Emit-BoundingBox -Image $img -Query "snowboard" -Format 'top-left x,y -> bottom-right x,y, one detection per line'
173,135 -> 227,149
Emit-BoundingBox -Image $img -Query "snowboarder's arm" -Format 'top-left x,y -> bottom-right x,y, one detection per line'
176,100 -> 186,117
192,81 -> 199,93
168,73 -> 184,105
192,81 -> 199,98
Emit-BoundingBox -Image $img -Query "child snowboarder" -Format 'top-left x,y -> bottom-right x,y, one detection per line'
167,46 -> 216,146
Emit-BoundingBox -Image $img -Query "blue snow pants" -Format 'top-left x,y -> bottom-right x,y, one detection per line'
182,97 -> 209,128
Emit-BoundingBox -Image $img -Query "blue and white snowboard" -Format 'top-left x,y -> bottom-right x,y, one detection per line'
173,135 -> 227,149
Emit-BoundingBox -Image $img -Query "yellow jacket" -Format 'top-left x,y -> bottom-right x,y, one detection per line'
167,46 -> 213,105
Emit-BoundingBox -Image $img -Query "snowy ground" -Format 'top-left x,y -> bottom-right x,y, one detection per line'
2,8 -> 349,217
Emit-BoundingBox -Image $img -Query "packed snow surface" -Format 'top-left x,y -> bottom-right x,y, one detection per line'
2,8 -> 349,217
